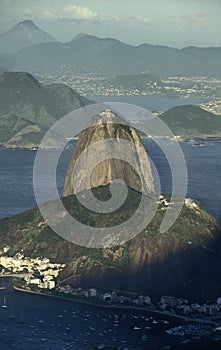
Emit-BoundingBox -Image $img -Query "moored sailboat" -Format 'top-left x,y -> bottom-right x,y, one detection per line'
2,296 -> 7,308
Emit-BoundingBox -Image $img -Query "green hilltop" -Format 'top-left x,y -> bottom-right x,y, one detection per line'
0,71 -> 92,148
160,104 -> 221,138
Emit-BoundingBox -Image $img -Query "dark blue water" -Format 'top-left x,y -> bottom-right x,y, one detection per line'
0,138 -> 220,220
0,278 -> 179,350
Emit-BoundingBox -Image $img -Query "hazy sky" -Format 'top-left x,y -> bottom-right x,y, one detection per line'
0,0 -> 220,47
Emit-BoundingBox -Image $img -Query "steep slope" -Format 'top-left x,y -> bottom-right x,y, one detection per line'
0,71 -> 92,148
0,20 -> 56,53
63,109 -> 154,196
160,105 -> 221,138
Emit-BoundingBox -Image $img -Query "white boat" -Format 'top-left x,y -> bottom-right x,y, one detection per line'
2,297 -> 7,308
0,278 -> 5,290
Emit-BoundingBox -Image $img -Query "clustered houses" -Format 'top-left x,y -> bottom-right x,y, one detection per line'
157,195 -> 199,212
58,286 -> 221,317
0,248 -> 65,290
57,285 -> 152,307
36,65 -> 221,102
159,295 -> 221,316
2,247 -> 221,318
101,292 -> 151,306
57,285 -> 98,298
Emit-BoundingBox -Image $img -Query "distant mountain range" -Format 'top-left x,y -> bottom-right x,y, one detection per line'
0,72 -> 92,148
0,20 -> 56,53
1,28 -> 220,78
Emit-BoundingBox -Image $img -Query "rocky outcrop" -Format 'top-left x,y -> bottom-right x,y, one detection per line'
63,109 -> 154,196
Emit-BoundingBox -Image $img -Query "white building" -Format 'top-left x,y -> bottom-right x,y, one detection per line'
89,288 -> 97,297
29,278 -> 41,285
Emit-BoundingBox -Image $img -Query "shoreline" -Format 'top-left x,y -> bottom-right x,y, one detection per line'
14,285 -> 220,327
1,135 -> 221,150
13,285 -> 187,321
0,273 -> 31,278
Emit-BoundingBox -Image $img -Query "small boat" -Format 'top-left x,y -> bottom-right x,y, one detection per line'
18,313 -> 24,324
2,297 -> 7,308
0,286 -> 5,290
9,307 -> 14,319
141,334 -> 148,341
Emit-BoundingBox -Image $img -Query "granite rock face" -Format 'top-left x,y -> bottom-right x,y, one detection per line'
63,109 -> 154,196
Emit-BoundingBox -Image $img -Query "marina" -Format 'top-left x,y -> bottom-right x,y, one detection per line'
0,278 -> 183,350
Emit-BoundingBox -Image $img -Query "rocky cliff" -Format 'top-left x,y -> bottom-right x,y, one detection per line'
63,109 -> 154,196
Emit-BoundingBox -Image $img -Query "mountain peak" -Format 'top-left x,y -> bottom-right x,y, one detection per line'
73,32 -> 92,40
70,32 -> 99,44
16,20 -> 37,29
0,71 -> 41,87
0,20 -> 56,53
63,109 -> 154,196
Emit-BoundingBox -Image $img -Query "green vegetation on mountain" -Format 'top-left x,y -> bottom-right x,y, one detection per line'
0,71 -> 92,148
160,104 -> 221,138
0,186 -> 220,301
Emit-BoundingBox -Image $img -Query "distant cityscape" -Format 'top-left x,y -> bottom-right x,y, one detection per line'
16,65 -> 221,115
